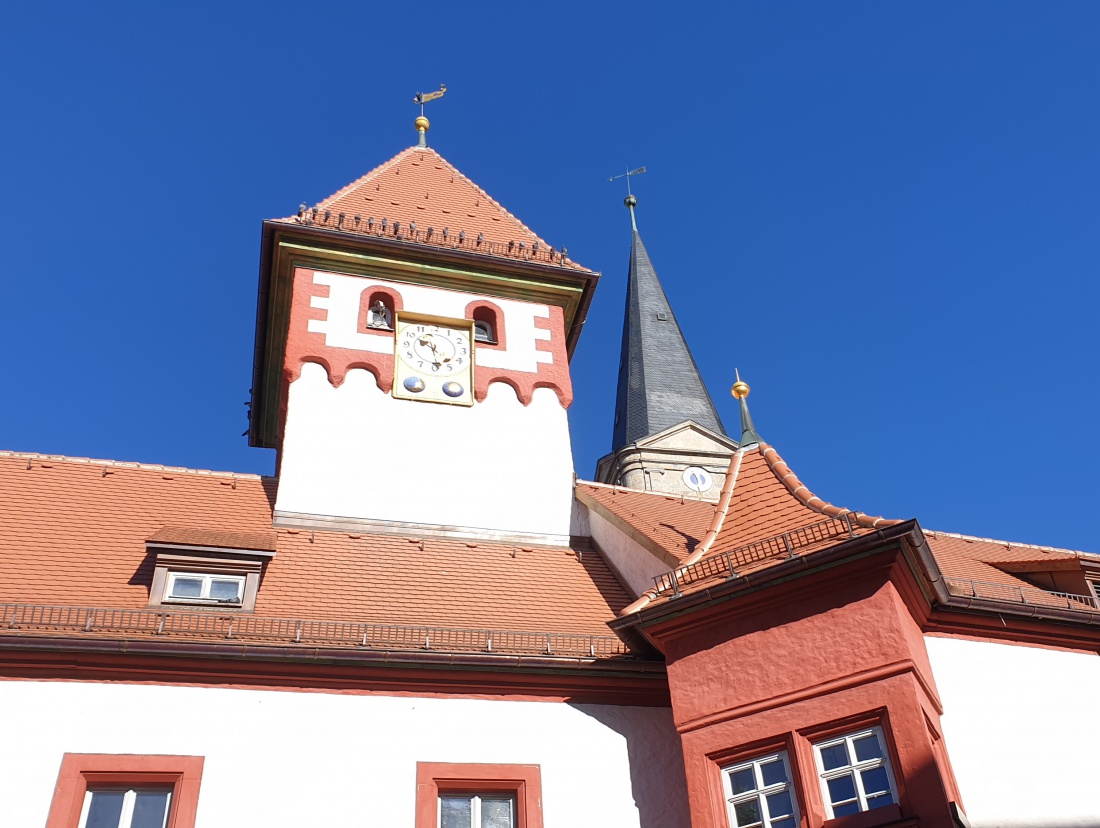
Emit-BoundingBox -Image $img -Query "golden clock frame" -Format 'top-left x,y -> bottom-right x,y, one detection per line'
392,311 -> 476,407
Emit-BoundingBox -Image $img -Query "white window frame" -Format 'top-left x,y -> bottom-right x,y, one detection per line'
721,750 -> 799,828
78,787 -> 172,828
438,793 -> 515,828
164,571 -> 245,605
812,726 -> 898,819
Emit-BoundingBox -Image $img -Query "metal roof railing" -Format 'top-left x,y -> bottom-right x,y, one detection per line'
944,578 -> 1100,613
652,514 -> 860,597
0,603 -> 630,659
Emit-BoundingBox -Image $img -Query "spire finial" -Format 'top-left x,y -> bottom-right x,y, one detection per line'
609,166 -> 647,232
731,370 -> 762,446
413,84 -> 447,147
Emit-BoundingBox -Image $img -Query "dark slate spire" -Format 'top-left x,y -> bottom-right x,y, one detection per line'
732,373 -> 762,446
611,212 -> 726,451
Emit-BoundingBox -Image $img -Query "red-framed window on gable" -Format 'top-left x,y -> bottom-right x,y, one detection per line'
45,754 -> 204,828
415,762 -> 542,828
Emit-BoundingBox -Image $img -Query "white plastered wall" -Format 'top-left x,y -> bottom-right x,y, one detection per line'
0,681 -> 689,828
584,504 -> 672,598
276,366 -> 575,542
926,635 -> 1100,827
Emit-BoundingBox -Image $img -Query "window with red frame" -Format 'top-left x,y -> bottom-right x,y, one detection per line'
415,762 -> 541,828
46,754 -> 203,828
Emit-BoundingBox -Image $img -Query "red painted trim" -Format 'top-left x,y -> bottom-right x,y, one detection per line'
284,268 -> 573,408
465,299 -> 507,351
45,754 -> 204,828
359,286 -> 404,334
415,762 -> 542,828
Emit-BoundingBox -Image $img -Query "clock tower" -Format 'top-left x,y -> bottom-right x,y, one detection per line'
248,118 -> 598,546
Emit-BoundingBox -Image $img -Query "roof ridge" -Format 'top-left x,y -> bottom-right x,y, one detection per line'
758,444 -> 901,529
0,450 -> 266,480
924,528 -> 1095,559
421,148 -> 553,249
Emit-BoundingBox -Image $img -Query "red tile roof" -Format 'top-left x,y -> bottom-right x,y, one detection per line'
925,531 -> 1083,589
277,146 -> 591,272
0,452 -> 630,645
581,442 -> 1099,615
148,526 -> 277,552
578,444 -> 897,568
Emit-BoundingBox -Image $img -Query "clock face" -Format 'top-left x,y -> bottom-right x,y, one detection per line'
392,314 -> 475,406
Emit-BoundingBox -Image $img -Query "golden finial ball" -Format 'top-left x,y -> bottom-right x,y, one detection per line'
415,116 -> 430,132
731,380 -> 750,400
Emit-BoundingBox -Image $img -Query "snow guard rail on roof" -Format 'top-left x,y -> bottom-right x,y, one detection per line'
653,514 -> 864,597
1,603 -> 631,659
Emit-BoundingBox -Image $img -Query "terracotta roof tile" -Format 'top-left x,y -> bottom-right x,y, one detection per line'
925,531 -> 1085,591
277,146 -> 591,272
0,452 -> 629,639
148,526 -> 277,552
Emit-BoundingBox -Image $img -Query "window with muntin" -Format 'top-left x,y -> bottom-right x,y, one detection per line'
440,794 -> 515,828
721,751 -> 799,828
812,726 -> 898,818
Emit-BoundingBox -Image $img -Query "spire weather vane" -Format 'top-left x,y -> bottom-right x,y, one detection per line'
609,166 -> 646,230
414,83 -> 447,116
413,84 -> 446,147
609,166 -> 647,195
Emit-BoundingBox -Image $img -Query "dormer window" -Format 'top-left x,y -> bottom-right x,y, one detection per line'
165,572 -> 245,606
145,527 -> 276,613
473,319 -> 495,343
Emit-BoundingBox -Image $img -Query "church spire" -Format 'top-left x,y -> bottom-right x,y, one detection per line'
610,196 -> 726,452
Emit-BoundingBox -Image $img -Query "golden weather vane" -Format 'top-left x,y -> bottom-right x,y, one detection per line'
413,84 -> 447,147
414,83 -> 447,115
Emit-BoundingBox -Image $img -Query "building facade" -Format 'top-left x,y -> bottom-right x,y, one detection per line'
3,118 -> 1100,828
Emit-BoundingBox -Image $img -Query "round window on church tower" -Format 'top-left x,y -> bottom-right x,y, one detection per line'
682,466 -> 713,493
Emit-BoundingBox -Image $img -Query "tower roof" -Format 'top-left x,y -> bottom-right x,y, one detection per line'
275,146 -> 591,272
611,230 -> 726,450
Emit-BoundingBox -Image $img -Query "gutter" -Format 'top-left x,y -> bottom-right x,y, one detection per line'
0,633 -> 667,678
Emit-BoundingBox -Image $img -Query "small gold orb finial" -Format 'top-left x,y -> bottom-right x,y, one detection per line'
731,368 -> 750,400
415,115 -> 430,133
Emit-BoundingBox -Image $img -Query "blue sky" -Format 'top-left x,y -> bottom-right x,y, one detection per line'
2,2 -> 1097,551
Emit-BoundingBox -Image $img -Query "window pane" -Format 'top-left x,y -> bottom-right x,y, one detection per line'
860,766 -> 891,795
734,798 -> 761,827
170,577 -> 203,598
766,790 -> 794,819
826,774 -> 857,805
440,796 -> 472,828
853,733 -> 883,762
866,791 -> 896,810
480,797 -> 514,828
728,766 -> 756,795
819,742 -> 849,771
130,791 -> 171,828
771,819 -> 796,828
833,800 -> 861,817
85,791 -> 125,828
759,759 -> 787,788
209,579 -> 241,602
